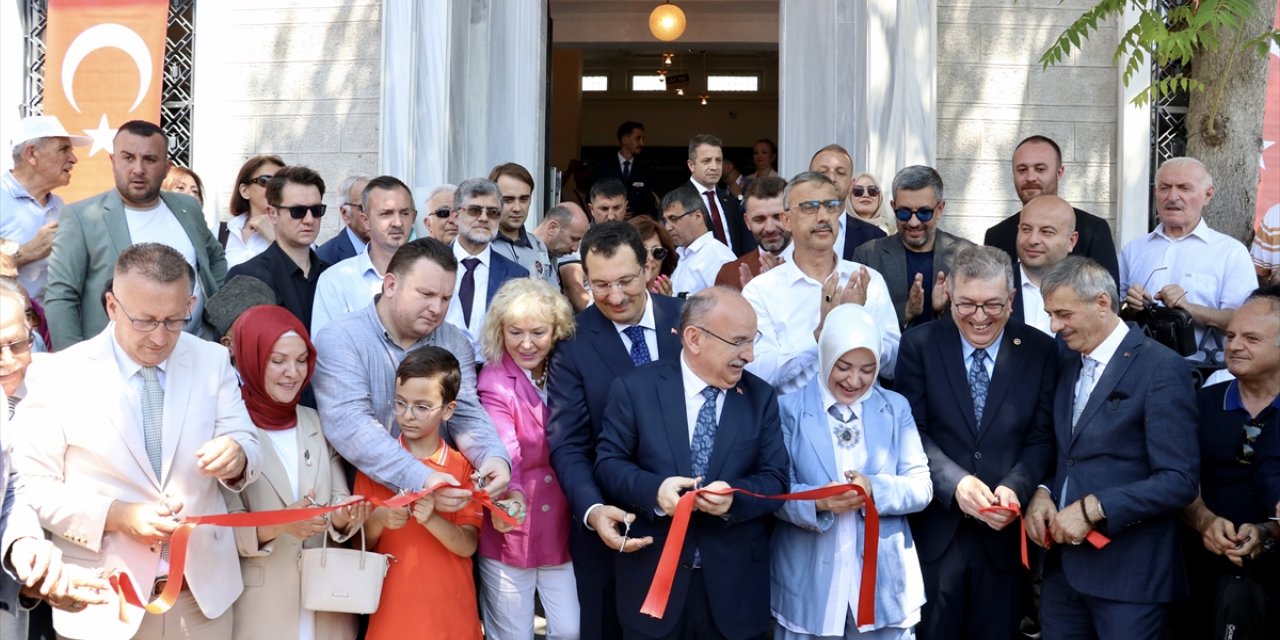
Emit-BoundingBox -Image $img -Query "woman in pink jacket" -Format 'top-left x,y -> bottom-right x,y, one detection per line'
476,277 -> 579,639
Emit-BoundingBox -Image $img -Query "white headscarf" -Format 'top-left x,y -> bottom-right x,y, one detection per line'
818,304 -> 883,406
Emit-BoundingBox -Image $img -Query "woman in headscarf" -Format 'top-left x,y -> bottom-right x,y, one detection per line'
222,304 -> 369,640
771,304 -> 932,639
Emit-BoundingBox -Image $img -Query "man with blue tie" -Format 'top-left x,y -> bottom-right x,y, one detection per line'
896,246 -> 1057,640
594,286 -> 788,639
547,221 -> 684,639
1025,256 -> 1199,640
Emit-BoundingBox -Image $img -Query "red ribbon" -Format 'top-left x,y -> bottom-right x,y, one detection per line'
108,484 -> 519,620
640,483 -> 879,628
975,503 -> 1111,573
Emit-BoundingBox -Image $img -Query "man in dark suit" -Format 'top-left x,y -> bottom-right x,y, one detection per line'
854,165 -> 974,330
897,246 -> 1057,640
547,221 -> 684,639
984,135 -> 1119,288
809,143 -> 888,260
1025,256 -> 1198,640
594,286 -> 788,640
314,174 -> 369,264
670,134 -> 756,257
592,121 -> 658,218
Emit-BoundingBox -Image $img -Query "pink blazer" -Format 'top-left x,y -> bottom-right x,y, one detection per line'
476,353 -> 571,568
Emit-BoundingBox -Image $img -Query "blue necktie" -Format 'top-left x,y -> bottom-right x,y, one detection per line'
968,348 -> 990,425
1072,356 -> 1099,430
691,386 -> 719,478
459,257 -> 480,327
622,325 -> 651,367
140,366 -> 164,479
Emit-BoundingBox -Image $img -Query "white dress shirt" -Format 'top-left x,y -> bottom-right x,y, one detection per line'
960,332 -> 1003,380
690,178 -> 734,253
223,214 -> 271,268
311,250 -> 385,335
1119,219 -> 1254,356
1018,264 -> 1054,336
610,294 -> 661,360
445,242 -> 493,361
671,231 -> 736,297
743,257 -> 901,394
1058,318 -> 1128,505
817,383 -> 868,625
124,201 -> 204,334
680,353 -> 726,443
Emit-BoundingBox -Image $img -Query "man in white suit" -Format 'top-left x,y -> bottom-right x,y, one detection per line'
12,242 -> 260,640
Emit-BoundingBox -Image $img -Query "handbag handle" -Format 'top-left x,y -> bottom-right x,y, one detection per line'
319,524 -> 368,571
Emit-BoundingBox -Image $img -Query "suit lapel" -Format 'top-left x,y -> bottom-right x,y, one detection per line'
652,295 -> 683,360
160,340 -> 194,486
257,430 -> 296,504
1070,328 -> 1141,445
504,355 -> 546,429
88,336 -> 158,489
486,256 -> 506,304
979,329 -> 1020,434
800,381 -> 837,479
880,241 -> 910,301
936,321 -> 979,434
658,364 -> 694,478
102,193 -> 132,257
1011,267 -> 1026,322
297,414 -> 323,500
860,392 -> 892,474
584,310 -> 635,377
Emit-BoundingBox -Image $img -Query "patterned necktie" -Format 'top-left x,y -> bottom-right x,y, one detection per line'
140,366 -> 164,479
968,348 -> 990,425
622,159 -> 631,183
828,405 -> 861,450
1071,356 -> 1099,430
459,257 -> 480,327
622,325 -> 651,367
703,190 -> 728,245
6,394 -> 17,420
690,386 -> 720,477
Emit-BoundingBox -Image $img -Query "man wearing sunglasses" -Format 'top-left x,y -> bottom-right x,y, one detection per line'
662,189 -> 736,298
417,184 -> 458,244
853,165 -> 973,329
44,120 -> 226,350
808,144 -> 887,261
315,174 -> 370,265
226,166 -> 330,331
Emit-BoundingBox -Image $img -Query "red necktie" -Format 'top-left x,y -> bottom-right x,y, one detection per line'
704,190 -> 728,245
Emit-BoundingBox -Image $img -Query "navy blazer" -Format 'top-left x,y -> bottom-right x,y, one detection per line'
1048,324 -> 1198,603
314,229 -> 358,265
594,360 -> 788,639
547,294 -> 684,523
897,317 -> 1057,570
842,214 -> 889,261
592,155 -> 658,217
671,182 -> 757,257
485,250 -> 529,302
984,207 -> 1120,290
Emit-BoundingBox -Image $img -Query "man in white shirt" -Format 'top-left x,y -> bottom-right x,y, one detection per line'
311,175 -> 416,335
1120,157 -> 1255,359
661,189 -> 735,297
444,178 -> 529,360
1014,195 -> 1079,335
743,171 -> 900,394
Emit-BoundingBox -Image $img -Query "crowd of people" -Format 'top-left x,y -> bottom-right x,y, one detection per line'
1,112 -> 1278,640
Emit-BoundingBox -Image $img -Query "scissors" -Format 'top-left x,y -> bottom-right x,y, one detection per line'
619,516 -> 632,554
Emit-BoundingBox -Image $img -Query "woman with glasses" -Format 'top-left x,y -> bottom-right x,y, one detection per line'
475,278 -> 580,640
772,304 -> 931,639
222,304 -> 370,640
222,155 -> 285,267
628,216 -> 678,296
849,173 -> 895,235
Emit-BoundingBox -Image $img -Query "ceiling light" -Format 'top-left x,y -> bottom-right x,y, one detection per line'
649,2 -> 686,42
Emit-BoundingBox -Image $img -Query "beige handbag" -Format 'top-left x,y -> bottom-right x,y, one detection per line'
299,527 -> 394,614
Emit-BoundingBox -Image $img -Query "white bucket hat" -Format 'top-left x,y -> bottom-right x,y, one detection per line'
9,115 -> 92,149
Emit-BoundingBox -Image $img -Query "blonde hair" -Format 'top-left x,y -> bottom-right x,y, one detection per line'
480,277 -> 576,363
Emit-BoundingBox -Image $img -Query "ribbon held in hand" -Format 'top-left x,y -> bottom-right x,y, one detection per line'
640,483 -> 879,628
110,482 -> 520,619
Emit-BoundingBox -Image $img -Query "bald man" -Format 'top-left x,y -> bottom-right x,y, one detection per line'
1014,195 -> 1079,335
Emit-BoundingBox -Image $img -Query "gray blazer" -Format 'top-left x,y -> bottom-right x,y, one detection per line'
853,230 -> 973,327
43,190 -> 226,350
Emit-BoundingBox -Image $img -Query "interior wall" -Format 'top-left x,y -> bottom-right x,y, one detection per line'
550,49 -> 584,174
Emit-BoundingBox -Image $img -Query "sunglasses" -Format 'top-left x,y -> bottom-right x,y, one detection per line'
894,207 -> 936,223
247,174 -> 274,188
791,199 -> 843,214
649,246 -> 669,261
1238,419 -> 1263,465
275,204 -> 327,219
460,205 -> 502,220
431,207 -> 452,219
851,185 -> 880,198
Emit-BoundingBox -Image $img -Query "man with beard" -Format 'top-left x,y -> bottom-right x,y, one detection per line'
854,165 -> 973,329
715,176 -> 791,288
809,144 -> 887,260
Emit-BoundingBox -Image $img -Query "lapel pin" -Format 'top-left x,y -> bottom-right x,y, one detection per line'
1013,338 -> 1021,346
735,387 -> 743,395
670,327 -> 678,335
304,449 -> 312,466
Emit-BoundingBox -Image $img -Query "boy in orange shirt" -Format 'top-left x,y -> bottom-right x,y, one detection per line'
355,346 -> 484,640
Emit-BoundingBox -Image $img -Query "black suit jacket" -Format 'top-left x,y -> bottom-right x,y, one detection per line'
593,154 -> 658,217
985,207 -> 1120,288
594,360 -> 788,639
897,318 -> 1057,570
314,228 -> 358,265
672,182 -> 757,257
842,214 -> 888,261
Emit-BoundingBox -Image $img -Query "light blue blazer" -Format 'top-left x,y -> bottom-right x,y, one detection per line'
771,377 -> 932,635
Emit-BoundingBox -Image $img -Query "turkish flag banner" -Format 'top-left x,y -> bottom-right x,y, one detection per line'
1255,8 -> 1280,231
42,0 -> 168,205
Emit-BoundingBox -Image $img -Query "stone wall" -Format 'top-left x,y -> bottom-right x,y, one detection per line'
190,0 -> 381,240
935,0 -> 1118,243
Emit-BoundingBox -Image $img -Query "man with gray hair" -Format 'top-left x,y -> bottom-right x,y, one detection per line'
1,115 -> 90,302
897,245 -> 1057,640
662,187 -> 736,297
854,165 -> 973,329
1120,157 -> 1254,361
445,178 -> 529,360
1025,256 -> 1198,639
315,174 -> 370,264
417,183 -> 458,244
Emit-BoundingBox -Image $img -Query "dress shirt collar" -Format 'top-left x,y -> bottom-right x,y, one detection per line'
680,231 -> 716,258
495,226 -> 533,249
1019,264 -> 1040,293
453,239 -> 492,267
689,176 -> 716,194
818,382 -> 862,422
108,323 -> 168,380
353,248 -> 382,279
1152,218 -> 1213,243
345,226 -> 369,253
1,171 -> 51,205
1082,317 -> 1128,367
960,331 -> 1004,365
227,212 -> 249,234
365,296 -> 426,350
617,151 -> 631,170
1223,379 -> 1280,412
680,352 -> 720,399
610,293 -> 656,335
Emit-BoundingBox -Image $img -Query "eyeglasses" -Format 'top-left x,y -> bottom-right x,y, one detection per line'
663,208 -> 699,226
851,185 -> 880,198
954,301 -> 1008,317
790,199 -> 843,214
275,204 -> 327,219
431,207 -> 453,219
247,175 -> 274,188
648,246 -> 669,262
391,399 -> 442,421
894,207 -> 936,223
113,296 -> 190,332
0,331 -> 33,356
696,326 -> 761,349
459,205 -> 502,220
1238,419 -> 1263,465
589,272 -> 644,296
